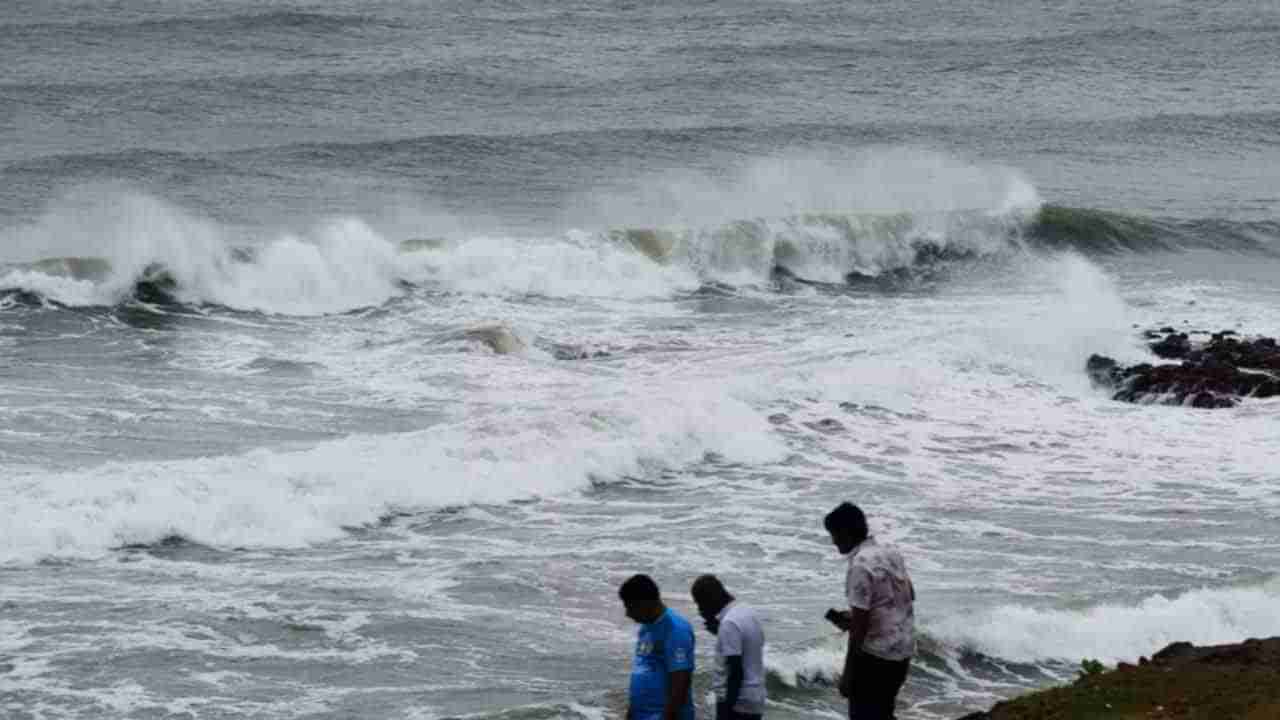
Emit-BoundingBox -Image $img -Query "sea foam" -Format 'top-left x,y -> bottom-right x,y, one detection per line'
929,578 -> 1280,663
0,384 -> 784,564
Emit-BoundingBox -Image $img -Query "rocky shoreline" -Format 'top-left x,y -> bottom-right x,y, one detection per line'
1087,328 -> 1280,408
957,636 -> 1280,719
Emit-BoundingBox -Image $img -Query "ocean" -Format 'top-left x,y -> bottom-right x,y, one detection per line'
2,1 -> 1279,718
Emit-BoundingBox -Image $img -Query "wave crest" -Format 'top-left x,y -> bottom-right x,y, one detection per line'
0,194 -> 404,315
4,185 -> 1277,314
929,579 -> 1280,664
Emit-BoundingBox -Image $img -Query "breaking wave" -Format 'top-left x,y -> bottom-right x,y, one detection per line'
928,578 -> 1280,664
2,188 -> 1276,315
0,385 -> 784,564
765,578 -> 1280,693
0,194 -> 404,315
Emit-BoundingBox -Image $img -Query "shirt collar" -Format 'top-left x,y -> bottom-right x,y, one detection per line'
850,535 -> 877,557
715,600 -> 736,622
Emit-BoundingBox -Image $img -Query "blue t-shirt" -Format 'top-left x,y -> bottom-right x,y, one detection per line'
629,608 -> 696,720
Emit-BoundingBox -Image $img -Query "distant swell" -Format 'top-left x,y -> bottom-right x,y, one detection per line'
1026,205 -> 1280,255
0,11 -> 383,40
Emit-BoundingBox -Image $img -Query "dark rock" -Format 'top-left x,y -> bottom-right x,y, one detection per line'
1149,332 -> 1191,359
1086,354 -> 1119,383
803,418 -> 845,434
551,344 -> 612,360
1088,329 -> 1280,409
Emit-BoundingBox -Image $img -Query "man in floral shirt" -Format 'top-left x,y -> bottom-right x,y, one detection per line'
824,502 -> 915,720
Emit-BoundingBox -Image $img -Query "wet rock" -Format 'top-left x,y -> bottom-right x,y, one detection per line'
1149,332 -> 1191,359
803,418 -> 845,434
550,343 -> 611,360
1088,329 -> 1280,408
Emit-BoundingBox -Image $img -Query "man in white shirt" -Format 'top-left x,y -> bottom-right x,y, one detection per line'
690,575 -> 767,720
824,502 -> 915,720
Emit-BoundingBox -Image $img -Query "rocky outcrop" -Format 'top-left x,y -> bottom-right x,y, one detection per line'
957,637 -> 1280,719
1087,329 -> 1280,408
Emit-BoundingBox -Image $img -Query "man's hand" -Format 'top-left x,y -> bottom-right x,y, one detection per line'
662,670 -> 691,720
838,672 -> 853,699
825,609 -> 853,632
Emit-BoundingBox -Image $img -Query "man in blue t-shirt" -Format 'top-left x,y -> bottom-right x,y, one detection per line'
620,574 -> 696,720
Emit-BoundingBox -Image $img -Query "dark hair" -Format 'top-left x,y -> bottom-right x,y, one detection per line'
824,502 -> 868,542
619,574 -> 661,604
690,574 -> 732,604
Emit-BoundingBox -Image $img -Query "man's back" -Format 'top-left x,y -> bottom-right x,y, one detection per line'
845,537 -> 915,661
714,603 -> 766,715
630,608 -> 696,720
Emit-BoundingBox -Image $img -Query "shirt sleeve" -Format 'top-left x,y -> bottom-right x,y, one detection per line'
718,618 -> 743,657
846,562 -> 873,610
665,622 -> 695,672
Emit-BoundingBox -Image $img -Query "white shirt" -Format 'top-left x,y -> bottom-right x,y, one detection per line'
845,536 -> 915,661
712,602 -> 767,714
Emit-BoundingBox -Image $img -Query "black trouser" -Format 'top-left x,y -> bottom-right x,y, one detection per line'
847,652 -> 910,720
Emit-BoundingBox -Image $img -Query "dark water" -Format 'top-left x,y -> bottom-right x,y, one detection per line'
4,0 -> 1279,230
2,2 -> 1280,719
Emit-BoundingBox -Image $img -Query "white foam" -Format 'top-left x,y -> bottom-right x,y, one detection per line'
930,578 -> 1280,663
578,147 -> 1040,230
766,634 -> 845,687
0,191 -> 405,315
187,218 -> 404,315
0,385 -> 785,564
968,252 -> 1140,387
0,269 -> 109,305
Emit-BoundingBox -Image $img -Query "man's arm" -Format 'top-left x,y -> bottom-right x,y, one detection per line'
839,608 -> 869,698
662,624 -> 695,720
722,655 -> 744,711
663,670 -> 691,720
